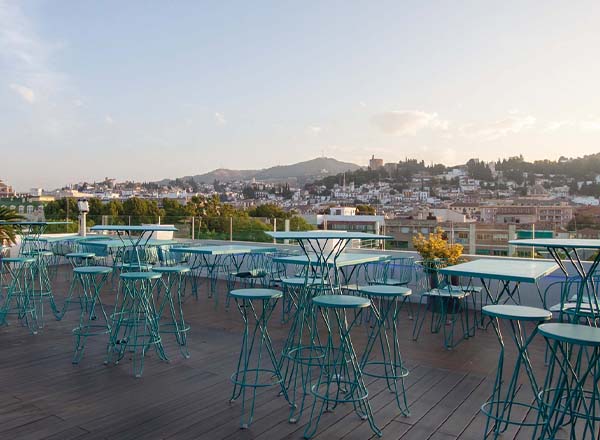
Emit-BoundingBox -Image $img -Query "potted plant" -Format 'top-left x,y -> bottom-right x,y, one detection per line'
0,206 -> 23,247
412,227 -> 464,288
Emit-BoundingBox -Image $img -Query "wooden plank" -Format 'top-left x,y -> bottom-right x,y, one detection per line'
0,415 -> 68,440
436,377 -> 494,437
0,267 -> 557,440
41,426 -> 90,440
399,374 -> 485,440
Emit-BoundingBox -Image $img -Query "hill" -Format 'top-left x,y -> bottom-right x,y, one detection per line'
165,157 -> 361,184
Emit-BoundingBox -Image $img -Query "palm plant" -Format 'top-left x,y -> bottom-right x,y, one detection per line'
0,206 -> 24,245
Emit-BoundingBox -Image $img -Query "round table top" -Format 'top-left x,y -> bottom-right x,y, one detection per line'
152,265 -> 191,274
539,323 -> 600,346
74,266 -> 113,275
312,294 -> 371,309
482,305 -> 552,322
280,276 -> 321,286
229,288 -> 283,300
1,256 -> 35,264
120,271 -> 162,281
66,252 -> 96,259
359,285 -> 412,298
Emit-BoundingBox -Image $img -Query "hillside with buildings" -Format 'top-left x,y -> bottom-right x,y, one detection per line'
5,152 -> 600,256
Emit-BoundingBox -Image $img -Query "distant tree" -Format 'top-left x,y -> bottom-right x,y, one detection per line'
248,203 -> 288,219
355,204 -> 376,215
0,206 -> 23,244
466,159 -> 493,181
242,186 -> 256,199
44,198 -> 79,221
122,197 -> 164,224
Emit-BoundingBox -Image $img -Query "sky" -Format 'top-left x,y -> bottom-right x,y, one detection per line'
2,0 -> 600,191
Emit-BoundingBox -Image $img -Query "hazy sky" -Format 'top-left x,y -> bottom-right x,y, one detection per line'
2,1 -> 600,191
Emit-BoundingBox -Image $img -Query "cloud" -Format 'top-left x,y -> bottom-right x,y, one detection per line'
9,83 -> 35,103
0,2 -> 65,99
105,115 -> 114,125
545,117 -> 600,133
460,113 -> 536,140
371,110 -> 448,135
306,126 -> 322,135
214,112 -> 226,125
0,1 -> 78,136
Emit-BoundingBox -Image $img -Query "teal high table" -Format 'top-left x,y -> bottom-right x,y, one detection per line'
0,221 -> 72,255
272,252 -> 390,289
89,225 -> 178,272
0,221 -> 72,325
90,225 -> 177,377
509,239 -> 600,323
170,244 -> 276,305
439,258 -> 558,307
272,252 -> 390,324
267,231 -> 390,436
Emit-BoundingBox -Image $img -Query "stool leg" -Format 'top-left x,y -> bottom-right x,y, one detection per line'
360,297 -> 409,416
72,272 -> 110,364
537,341 -> 600,439
304,306 -> 381,439
173,273 -> 190,358
281,285 -> 325,424
230,296 -> 288,428
0,262 -> 38,334
157,273 -> 190,359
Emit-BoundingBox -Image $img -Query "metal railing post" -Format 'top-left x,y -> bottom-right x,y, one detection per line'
229,217 -> 233,241
284,218 -> 290,245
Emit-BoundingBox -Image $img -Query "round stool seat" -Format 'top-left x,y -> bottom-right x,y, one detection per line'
280,276 -> 320,286
1,256 -> 35,264
229,288 -> 282,300
553,302 -> 600,317
29,250 -> 53,257
66,252 -> 96,259
538,323 -> 600,346
120,271 -> 161,281
121,263 -> 154,271
359,285 -> 412,297
152,265 -> 191,274
73,266 -> 112,275
313,294 -> 370,309
483,305 -> 552,322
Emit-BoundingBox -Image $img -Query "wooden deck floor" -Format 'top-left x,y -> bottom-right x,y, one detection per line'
0,266 -> 552,440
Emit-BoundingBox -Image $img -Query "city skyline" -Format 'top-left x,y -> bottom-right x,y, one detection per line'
2,1 -> 600,191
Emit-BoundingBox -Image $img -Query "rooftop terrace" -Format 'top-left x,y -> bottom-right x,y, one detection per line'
0,261 -> 550,440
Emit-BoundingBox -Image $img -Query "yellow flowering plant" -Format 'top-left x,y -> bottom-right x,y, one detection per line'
412,227 -> 463,267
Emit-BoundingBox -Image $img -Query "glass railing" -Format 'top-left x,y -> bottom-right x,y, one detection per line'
41,215 -> 315,243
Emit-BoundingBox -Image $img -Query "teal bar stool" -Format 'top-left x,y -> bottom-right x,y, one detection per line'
153,265 -> 191,359
279,276 -> 319,324
304,294 -> 381,439
228,288 -> 289,429
534,323 -> 600,439
70,266 -> 112,364
57,252 -> 98,320
0,256 -> 37,333
481,305 -> 552,439
66,252 -> 96,267
28,249 -> 60,325
107,271 -> 167,378
359,285 -> 412,416
280,280 -> 331,425
412,261 -> 474,349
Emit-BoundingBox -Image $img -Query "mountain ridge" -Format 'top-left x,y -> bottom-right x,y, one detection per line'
160,157 -> 362,184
